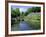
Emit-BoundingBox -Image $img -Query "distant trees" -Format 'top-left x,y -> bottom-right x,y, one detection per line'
11,7 -> 41,17
31,7 -> 41,12
24,7 -> 41,16
27,7 -> 41,13
27,8 -> 32,13
24,12 -> 29,16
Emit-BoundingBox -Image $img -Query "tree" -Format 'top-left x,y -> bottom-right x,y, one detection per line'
15,8 -> 20,16
11,8 -> 20,17
24,12 -> 29,16
27,8 -> 32,13
31,7 -> 41,12
11,8 -> 16,17
27,7 -> 41,13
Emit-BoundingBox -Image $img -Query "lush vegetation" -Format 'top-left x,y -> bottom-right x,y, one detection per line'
11,7 -> 41,30
24,13 -> 41,29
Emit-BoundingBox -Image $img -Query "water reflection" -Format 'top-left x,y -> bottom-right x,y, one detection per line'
11,21 -> 33,31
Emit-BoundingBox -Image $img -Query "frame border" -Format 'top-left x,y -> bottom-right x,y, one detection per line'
5,1 -> 45,37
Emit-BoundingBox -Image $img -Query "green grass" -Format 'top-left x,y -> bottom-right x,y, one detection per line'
24,13 -> 41,30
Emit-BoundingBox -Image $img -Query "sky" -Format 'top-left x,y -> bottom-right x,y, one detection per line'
11,5 -> 33,12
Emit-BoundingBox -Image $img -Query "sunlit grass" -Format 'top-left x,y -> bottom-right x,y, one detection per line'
24,13 -> 41,29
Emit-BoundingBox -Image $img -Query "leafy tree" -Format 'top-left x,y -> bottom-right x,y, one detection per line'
11,8 -> 20,17
15,8 -> 20,16
27,8 -> 32,13
31,7 -> 41,12
27,7 -> 41,13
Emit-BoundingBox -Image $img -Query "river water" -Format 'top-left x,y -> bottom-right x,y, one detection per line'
11,21 -> 33,31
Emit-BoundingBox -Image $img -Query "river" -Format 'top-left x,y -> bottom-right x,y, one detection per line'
11,21 -> 33,31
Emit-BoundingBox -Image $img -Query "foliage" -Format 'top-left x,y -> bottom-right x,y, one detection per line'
11,8 -> 20,17
11,7 -> 41,17
27,7 -> 41,13
11,7 -> 41,30
24,13 -> 41,29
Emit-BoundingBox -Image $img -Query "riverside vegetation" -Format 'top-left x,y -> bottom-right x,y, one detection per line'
11,7 -> 41,31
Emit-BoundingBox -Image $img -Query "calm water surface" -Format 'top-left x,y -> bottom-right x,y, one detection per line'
11,21 -> 33,31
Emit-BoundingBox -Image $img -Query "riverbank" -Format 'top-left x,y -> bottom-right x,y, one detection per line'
11,13 -> 41,31
24,13 -> 41,30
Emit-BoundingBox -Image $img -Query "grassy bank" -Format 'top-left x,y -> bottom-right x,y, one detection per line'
24,13 -> 41,30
